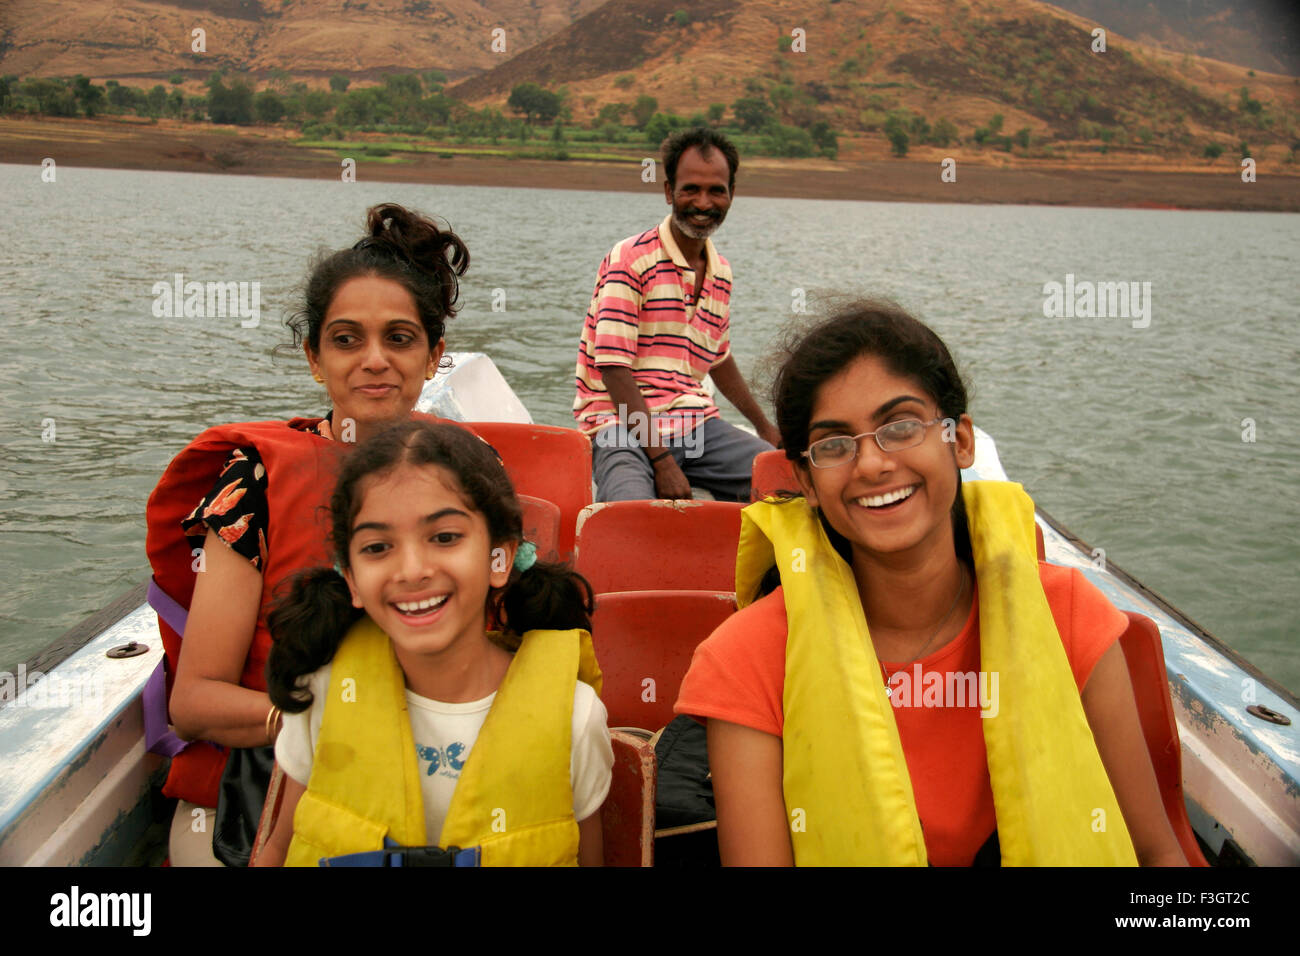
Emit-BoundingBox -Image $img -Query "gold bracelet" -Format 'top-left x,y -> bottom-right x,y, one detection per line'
265,704 -> 282,745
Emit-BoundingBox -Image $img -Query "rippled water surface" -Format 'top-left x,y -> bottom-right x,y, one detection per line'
1,164 -> 1297,692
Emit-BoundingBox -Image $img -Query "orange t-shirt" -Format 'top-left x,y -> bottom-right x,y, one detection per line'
674,562 -> 1128,866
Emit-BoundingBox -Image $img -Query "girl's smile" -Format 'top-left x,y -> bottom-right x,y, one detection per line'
389,590 -> 453,631
392,592 -> 449,618
855,482 -> 920,511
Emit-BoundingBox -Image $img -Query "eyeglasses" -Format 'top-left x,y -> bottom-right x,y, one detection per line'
801,418 -> 944,468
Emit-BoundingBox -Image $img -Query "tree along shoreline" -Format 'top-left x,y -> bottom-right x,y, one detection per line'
4,69 -> 1292,168
7,115 -> 1296,213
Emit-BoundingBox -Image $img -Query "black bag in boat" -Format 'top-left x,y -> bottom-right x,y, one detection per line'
654,716 -> 715,828
212,745 -> 275,867
653,716 -> 719,866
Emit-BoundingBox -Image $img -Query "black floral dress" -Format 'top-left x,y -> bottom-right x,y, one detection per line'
182,418 -> 330,569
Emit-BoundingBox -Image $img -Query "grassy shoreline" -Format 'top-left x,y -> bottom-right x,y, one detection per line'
4,116 -> 1298,212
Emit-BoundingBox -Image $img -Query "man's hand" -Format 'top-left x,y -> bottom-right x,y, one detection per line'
757,421 -> 782,448
653,456 -> 693,499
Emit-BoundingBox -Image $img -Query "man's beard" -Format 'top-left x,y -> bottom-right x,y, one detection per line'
672,204 -> 725,240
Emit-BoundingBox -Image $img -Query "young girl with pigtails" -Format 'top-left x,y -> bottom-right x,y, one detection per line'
255,420 -> 612,867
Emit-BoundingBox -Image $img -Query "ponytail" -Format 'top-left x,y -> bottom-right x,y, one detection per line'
497,559 -> 595,636
359,202 -> 469,316
265,567 -> 363,713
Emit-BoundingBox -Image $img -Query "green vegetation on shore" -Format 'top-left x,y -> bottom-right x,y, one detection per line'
0,70 -> 848,162
2,13 -> 1297,170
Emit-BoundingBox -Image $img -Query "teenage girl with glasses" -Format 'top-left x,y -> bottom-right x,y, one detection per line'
675,300 -> 1187,866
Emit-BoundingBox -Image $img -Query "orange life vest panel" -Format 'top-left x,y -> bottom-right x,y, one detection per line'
146,419 -> 345,807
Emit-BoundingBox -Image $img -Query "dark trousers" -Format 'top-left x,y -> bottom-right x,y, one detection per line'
592,417 -> 774,502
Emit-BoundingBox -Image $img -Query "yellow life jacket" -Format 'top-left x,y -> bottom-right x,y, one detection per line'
284,617 -> 603,867
735,480 -> 1137,866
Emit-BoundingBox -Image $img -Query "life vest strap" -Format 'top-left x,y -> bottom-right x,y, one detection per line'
144,577 -> 193,759
321,839 -> 482,868
147,576 -> 189,636
143,661 -> 191,759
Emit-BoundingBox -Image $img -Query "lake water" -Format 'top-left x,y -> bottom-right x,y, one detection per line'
1,164 -> 1297,693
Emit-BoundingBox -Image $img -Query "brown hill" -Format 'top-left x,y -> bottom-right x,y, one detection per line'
0,0 -> 605,83
446,0 -> 1299,162
448,0 -> 742,99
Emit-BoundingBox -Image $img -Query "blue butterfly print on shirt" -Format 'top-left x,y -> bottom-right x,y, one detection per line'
416,744 -> 441,774
444,742 -> 466,771
416,742 -> 468,775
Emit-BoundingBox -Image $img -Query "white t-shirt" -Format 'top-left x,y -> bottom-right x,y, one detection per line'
276,661 -> 613,841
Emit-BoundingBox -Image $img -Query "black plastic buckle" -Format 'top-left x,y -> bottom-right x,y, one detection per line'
391,844 -> 464,867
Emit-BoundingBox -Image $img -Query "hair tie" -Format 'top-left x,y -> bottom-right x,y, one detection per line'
513,541 -> 537,573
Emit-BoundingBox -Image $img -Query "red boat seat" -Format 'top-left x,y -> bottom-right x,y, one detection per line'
467,422 -> 592,560
575,500 -> 744,595
1117,611 -> 1209,866
591,589 -> 737,730
751,449 -> 800,501
517,494 -> 561,565
601,731 -> 656,867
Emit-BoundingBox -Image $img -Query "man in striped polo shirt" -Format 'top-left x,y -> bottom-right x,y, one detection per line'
574,127 -> 780,502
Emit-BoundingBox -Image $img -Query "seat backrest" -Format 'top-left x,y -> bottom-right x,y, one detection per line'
467,422 -> 592,560
575,500 -> 744,594
517,494 -> 561,565
591,589 -> 737,730
1117,611 -> 1209,866
751,449 -> 800,502
601,731 -> 656,867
